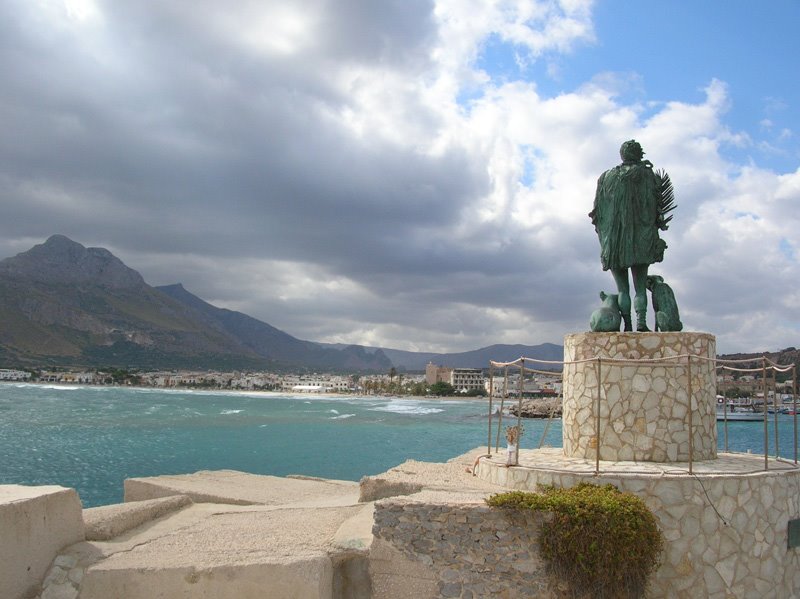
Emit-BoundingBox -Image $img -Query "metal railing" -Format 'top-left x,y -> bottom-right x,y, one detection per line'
486,354 -> 798,475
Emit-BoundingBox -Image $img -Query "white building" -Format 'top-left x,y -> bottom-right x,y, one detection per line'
0,369 -> 31,381
450,368 -> 484,393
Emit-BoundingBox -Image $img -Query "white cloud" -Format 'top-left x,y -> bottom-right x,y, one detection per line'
1,0 -> 797,355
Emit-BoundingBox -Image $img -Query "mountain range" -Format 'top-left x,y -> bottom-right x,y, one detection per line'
0,235 -> 561,372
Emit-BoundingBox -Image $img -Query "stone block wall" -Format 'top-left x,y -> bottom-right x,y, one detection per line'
475,457 -> 800,598
563,331 -> 717,462
371,499 -> 558,598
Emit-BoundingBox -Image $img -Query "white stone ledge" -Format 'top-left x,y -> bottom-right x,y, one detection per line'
83,494 -> 193,541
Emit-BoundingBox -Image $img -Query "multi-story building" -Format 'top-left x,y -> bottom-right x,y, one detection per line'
426,363 -> 486,392
450,367 -> 484,393
426,362 -> 452,385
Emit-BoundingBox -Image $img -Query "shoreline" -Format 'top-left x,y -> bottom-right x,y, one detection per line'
1,380 -> 491,401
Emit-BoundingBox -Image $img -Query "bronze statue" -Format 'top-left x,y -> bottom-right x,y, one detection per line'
589,140 -> 675,331
589,291 -> 622,332
646,275 -> 683,332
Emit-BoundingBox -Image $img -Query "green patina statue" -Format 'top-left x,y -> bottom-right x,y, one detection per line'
589,140 -> 676,331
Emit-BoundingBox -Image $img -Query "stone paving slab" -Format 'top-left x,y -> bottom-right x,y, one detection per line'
91,503 -> 364,569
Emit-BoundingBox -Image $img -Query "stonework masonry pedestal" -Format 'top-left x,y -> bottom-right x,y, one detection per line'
562,331 -> 717,462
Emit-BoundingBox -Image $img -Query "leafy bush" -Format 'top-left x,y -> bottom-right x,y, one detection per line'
486,483 -> 663,599
429,381 -> 456,396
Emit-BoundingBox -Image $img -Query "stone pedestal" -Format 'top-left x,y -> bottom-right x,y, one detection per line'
562,332 -> 716,462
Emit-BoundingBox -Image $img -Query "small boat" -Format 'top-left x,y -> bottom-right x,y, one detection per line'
716,403 -> 763,422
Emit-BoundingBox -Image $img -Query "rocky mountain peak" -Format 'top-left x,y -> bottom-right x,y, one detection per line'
0,234 -> 145,289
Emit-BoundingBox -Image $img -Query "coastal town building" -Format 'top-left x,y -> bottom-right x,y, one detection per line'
487,373 -> 562,397
425,362 -> 451,385
0,368 -> 30,381
280,375 -> 353,393
60,372 -> 96,384
0,365 -> 465,396
426,363 -> 487,393
450,367 -> 484,393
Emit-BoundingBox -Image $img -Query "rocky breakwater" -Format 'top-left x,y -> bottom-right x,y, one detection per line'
507,397 -> 562,418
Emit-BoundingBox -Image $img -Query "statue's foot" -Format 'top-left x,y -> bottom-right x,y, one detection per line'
635,308 -> 648,332
622,314 -> 632,332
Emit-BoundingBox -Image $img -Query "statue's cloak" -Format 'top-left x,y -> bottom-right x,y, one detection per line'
589,161 -> 667,271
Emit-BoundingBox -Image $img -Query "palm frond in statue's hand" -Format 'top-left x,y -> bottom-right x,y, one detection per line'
656,169 -> 676,230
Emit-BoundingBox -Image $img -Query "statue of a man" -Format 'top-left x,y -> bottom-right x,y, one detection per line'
589,140 -> 673,331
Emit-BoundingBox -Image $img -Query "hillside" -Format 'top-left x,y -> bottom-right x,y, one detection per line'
0,236 -> 390,371
718,347 -> 799,381
157,283 -> 392,372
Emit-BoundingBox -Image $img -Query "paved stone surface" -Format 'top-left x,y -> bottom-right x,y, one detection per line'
480,446 -> 798,476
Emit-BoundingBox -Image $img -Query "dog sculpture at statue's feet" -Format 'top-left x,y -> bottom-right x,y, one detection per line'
646,275 -> 683,332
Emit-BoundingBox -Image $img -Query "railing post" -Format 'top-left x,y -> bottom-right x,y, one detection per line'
687,354 -> 693,474
595,357 -> 601,476
516,359 -> 524,466
773,368 -> 780,460
720,364 -> 729,452
487,365 -> 494,456
763,358 -> 769,471
794,365 -> 798,465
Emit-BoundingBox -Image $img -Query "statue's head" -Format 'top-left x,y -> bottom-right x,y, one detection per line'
619,140 -> 644,163
646,274 -> 664,290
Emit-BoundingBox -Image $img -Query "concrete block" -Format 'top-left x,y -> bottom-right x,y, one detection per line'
83,494 -> 192,541
0,485 -> 84,599
369,538 -> 436,599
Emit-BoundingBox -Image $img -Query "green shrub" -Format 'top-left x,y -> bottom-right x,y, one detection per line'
486,483 -> 664,598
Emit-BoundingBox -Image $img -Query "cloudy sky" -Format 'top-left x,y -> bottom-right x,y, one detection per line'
1,0 -> 798,354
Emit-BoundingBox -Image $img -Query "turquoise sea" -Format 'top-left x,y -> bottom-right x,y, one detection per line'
0,384 -> 796,507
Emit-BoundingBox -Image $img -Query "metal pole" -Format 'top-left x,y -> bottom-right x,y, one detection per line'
516,359 -> 524,466
763,358 -> 769,470
495,366 -> 508,453
687,354 -> 693,474
773,369 -> 780,459
487,365 -> 494,456
595,357 -> 601,476
721,365 -> 729,452
794,365 -> 798,465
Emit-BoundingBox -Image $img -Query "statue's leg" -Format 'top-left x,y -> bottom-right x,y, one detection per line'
632,265 -> 649,332
611,268 -> 632,331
